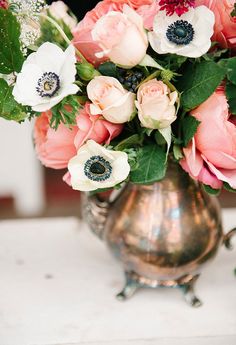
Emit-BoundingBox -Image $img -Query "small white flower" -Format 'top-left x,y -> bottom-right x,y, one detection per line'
49,1 -> 77,30
68,140 -> 130,192
148,6 -> 215,58
13,42 -> 79,112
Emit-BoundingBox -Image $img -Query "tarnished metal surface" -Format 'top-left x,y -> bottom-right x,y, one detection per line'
83,160 -> 225,306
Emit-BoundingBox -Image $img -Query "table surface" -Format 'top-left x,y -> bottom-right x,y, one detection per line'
0,209 -> 236,345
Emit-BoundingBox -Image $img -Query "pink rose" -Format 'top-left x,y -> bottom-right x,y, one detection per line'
34,104 -> 123,169
72,1 -> 150,65
75,102 -> 123,147
91,6 -> 148,67
87,76 -> 135,123
103,0 -> 154,10
137,2 -> 160,30
181,88 -> 236,189
34,111 -> 78,169
196,0 -> 236,49
135,79 -> 178,129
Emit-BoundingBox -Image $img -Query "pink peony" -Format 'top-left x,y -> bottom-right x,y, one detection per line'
196,0 -> 236,49
181,88 -> 236,189
34,104 -> 123,170
72,0 -> 156,65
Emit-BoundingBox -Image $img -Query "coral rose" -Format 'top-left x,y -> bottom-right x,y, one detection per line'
34,104 -> 123,169
75,103 -> 123,147
196,0 -> 236,49
87,76 -> 135,124
34,111 -> 77,169
135,79 -> 178,129
181,88 -> 236,189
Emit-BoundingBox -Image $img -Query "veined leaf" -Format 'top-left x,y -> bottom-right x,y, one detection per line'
130,144 -> 167,184
182,115 -> 200,147
0,9 -> 24,73
177,61 -> 226,110
0,79 -> 28,121
226,81 -> 236,115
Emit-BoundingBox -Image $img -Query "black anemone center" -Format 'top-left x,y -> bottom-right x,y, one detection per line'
36,72 -> 60,98
90,162 -> 106,175
166,20 -> 194,45
84,156 -> 112,182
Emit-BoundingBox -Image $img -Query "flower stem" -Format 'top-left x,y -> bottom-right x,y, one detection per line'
39,13 -> 87,63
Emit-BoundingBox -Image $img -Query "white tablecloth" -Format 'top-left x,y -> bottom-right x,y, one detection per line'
0,209 -> 236,345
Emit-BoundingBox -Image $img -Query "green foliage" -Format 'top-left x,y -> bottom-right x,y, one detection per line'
0,9 -> 25,74
130,144 -> 167,184
114,134 -> 143,151
177,61 -> 226,110
50,95 -> 81,129
37,11 -> 73,49
0,79 -> 31,121
203,184 -> 221,196
226,57 -> 236,85
182,115 -> 201,147
224,182 -> 236,193
226,81 -> 236,115
173,145 -> 183,161
231,3 -> 236,17
98,62 -> 118,78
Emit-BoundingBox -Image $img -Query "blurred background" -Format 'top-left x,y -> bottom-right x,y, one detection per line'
0,0 -> 235,220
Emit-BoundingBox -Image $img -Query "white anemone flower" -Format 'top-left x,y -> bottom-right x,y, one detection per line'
68,140 -> 130,192
148,6 -> 215,58
13,42 -> 79,112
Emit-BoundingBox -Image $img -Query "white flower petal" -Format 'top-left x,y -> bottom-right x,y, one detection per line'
14,42 -> 78,111
32,42 -> 65,73
149,5 -> 215,58
68,140 -> 130,192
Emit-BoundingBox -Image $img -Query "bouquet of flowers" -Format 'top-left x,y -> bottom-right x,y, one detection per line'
0,0 -> 236,194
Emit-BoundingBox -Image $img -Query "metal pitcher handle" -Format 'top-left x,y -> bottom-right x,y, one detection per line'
82,184 -> 126,240
224,228 -> 236,250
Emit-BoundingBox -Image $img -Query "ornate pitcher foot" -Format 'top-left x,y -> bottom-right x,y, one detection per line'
116,273 -> 139,301
180,275 -> 202,308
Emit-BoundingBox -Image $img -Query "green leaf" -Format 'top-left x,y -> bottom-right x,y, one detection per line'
0,9 -> 24,73
226,57 -> 236,85
130,144 -> 167,184
115,134 -> 143,151
50,95 -> 82,129
177,61 -> 226,110
37,10 -> 73,49
173,145 -> 183,161
98,62 -> 118,78
0,79 -> 28,121
226,81 -> 236,115
182,115 -> 201,147
224,182 -> 236,193
203,184 -> 221,196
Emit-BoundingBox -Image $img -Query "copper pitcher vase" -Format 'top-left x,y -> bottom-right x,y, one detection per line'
82,160 -> 236,307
